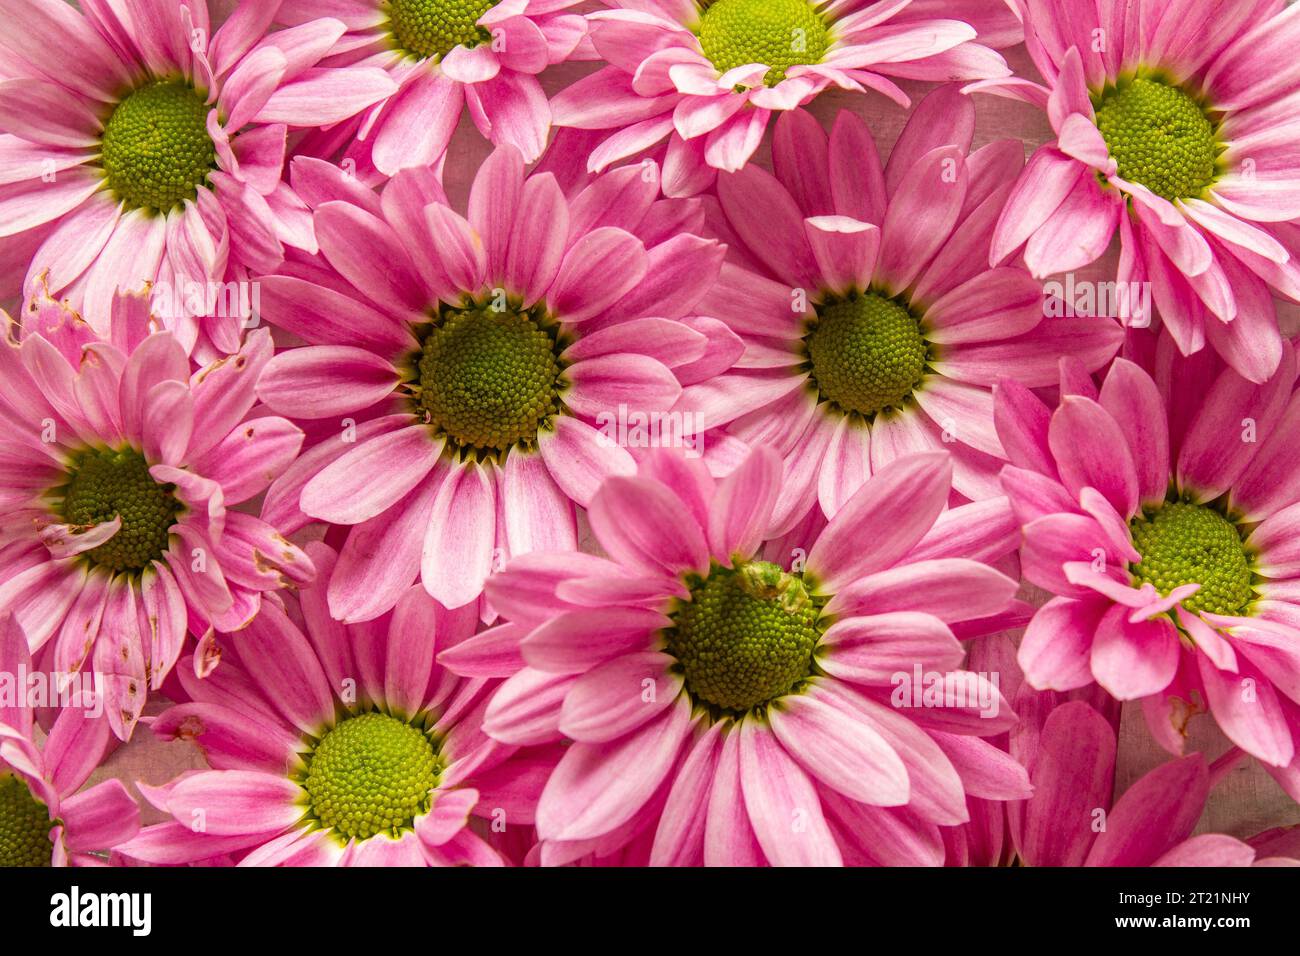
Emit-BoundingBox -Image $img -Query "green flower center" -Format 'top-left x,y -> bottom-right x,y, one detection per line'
1093,77 -> 1221,201
0,773 -> 52,868
100,80 -> 217,213
804,292 -> 930,418
414,305 -> 565,456
697,0 -> 830,86
666,561 -> 822,714
1129,502 -> 1254,616
386,0 -> 495,60
302,712 -> 440,841
59,448 -> 181,574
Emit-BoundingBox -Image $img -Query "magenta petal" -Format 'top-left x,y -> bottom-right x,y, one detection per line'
1084,753 -> 1208,867
649,721 -> 724,867
165,771 -> 303,837
535,695 -> 692,842
766,691 -> 909,806
558,651 -> 681,743
1017,701 -> 1115,867
806,451 -> 952,590
1091,604 -> 1180,701
737,718 -> 842,866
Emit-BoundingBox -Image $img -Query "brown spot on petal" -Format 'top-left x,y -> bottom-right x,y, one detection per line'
175,715 -> 205,740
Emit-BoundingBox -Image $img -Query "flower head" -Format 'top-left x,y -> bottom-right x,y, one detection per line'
1001,341 -> 1300,798
0,0 -> 396,358
974,0 -> 1300,383
1010,700 -> 1292,867
0,292 -> 312,738
0,615 -> 140,866
549,0 -> 1010,194
443,446 -> 1032,865
256,147 -> 734,622
277,0 -> 588,175
116,544 -> 551,866
685,93 -> 1121,534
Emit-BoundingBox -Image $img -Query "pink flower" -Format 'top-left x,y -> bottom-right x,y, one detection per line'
999,340 -> 1300,799
442,447 -> 1032,865
973,0 -> 1300,384
0,292 -> 312,739
549,0 -> 1010,195
0,614 -> 141,866
684,92 -> 1122,534
1010,700 -> 1292,867
116,544 -> 552,867
255,147 -> 735,623
0,0 -> 396,358
277,0 -> 588,175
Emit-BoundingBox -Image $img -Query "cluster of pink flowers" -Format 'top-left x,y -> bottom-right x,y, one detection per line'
2,0 -> 1299,868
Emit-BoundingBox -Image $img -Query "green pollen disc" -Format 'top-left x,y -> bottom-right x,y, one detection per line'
1093,77 -> 1220,201
804,291 -> 929,418
415,305 -> 564,455
59,448 -> 181,574
697,0 -> 831,86
100,80 -> 217,213
666,561 -> 822,714
387,0 -> 496,60
0,773 -> 52,868
1129,501 -> 1254,616
302,712 -> 440,841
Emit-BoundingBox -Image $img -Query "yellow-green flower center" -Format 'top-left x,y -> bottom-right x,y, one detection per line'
100,80 -> 217,213
58,448 -> 181,573
413,305 -> 565,456
804,292 -> 930,418
386,0 -> 495,60
666,561 -> 823,714
1093,77 -> 1222,201
0,773 -> 52,868
1129,501 -> 1254,616
697,0 -> 831,86
301,712 -> 440,841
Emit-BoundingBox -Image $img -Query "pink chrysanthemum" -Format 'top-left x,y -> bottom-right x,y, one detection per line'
1009,700 -> 1295,867
941,637 -> 1294,867
999,340 -> 1300,799
255,147 -> 736,622
548,0 -> 1011,196
0,292 -> 312,739
972,0 -> 1300,383
276,0 -> 587,175
0,615 -> 141,866
117,544 -> 551,867
441,447 -> 1033,866
0,0 -> 396,357
683,91 -> 1122,534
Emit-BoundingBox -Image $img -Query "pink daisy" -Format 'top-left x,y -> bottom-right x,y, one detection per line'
999,340 -> 1300,799
0,0 -> 397,356
0,291 -> 313,739
683,92 -> 1122,534
548,0 -> 1011,196
1010,700 -> 1295,867
255,147 -> 735,623
276,0 -> 588,175
972,0 -> 1300,383
0,614 -> 141,867
442,447 -> 1033,866
117,543 -> 552,867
